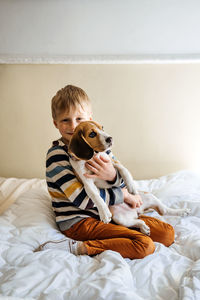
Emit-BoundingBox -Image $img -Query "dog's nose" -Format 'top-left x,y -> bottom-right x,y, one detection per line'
106,136 -> 112,144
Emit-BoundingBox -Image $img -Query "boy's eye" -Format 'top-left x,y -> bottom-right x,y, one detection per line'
89,131 -> 97,138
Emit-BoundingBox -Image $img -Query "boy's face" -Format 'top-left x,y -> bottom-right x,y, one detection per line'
54,105 -> 92,144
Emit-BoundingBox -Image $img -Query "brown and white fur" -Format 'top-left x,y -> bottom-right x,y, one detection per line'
68,121 -> 190,235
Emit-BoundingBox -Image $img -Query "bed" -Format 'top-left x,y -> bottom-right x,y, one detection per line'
0,170 -> 200,300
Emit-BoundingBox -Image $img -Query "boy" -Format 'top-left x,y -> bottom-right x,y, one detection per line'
35,85 -> 174,259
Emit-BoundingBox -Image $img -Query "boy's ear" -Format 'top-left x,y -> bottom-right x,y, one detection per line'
53,120 -> 58,128
68,130 -> 94,160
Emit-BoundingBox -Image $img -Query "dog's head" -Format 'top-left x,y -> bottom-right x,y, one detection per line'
68,121 -> 112,160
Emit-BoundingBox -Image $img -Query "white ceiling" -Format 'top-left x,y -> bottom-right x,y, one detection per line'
1,0 -> 200,63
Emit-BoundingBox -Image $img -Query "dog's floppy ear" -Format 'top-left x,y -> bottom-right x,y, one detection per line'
68,129 -> 94,160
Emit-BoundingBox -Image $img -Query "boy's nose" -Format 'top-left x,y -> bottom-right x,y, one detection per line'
70,121 -> 77,130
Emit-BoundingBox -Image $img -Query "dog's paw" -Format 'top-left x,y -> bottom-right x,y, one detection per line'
140,224 -> 151,236
101,214 -> 112,224
99,209 -> 112,224
180,208 -> 191,217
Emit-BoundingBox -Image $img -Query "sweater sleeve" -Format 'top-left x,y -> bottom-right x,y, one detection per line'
46,146 -> 124,210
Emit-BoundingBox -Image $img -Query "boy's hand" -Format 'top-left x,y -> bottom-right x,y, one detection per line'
122,188 -> 143,208
84,155 -> 117,182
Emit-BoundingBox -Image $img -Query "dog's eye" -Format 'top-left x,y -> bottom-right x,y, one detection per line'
89,131 -> 97,138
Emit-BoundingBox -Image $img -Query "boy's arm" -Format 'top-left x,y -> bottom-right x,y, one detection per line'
46,147 -> 124,210
107,151 -> 125,187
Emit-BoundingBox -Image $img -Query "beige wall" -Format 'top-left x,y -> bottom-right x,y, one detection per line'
0,64 -> 200,180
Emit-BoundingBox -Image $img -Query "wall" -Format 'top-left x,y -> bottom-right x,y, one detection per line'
0,64 -> 199,179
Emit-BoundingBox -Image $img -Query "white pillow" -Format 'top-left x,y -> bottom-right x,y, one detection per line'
0,189 -> 15,214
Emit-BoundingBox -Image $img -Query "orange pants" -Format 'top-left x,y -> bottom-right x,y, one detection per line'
62,216 -> 175,259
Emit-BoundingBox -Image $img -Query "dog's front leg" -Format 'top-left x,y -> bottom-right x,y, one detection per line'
70,159 -> 112,223
113,163 -> 138,195
84,181 -> 112,223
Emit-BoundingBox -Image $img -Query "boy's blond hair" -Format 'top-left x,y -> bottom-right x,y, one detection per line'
51,85 -> 91,120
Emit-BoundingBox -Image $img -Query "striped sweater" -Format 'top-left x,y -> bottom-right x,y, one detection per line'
46,138 -> 125,231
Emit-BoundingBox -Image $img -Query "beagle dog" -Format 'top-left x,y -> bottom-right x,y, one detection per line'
68,121 -> 190,235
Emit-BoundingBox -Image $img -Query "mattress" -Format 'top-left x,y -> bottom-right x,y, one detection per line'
0,170 -> 200,300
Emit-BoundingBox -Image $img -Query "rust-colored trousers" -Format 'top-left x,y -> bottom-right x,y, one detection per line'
62,216 -> 175,259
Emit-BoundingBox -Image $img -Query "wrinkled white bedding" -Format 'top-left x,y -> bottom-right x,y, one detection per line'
0,170 -> 200,300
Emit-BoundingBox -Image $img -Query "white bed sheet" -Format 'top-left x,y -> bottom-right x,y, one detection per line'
0,170 -> 200,300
